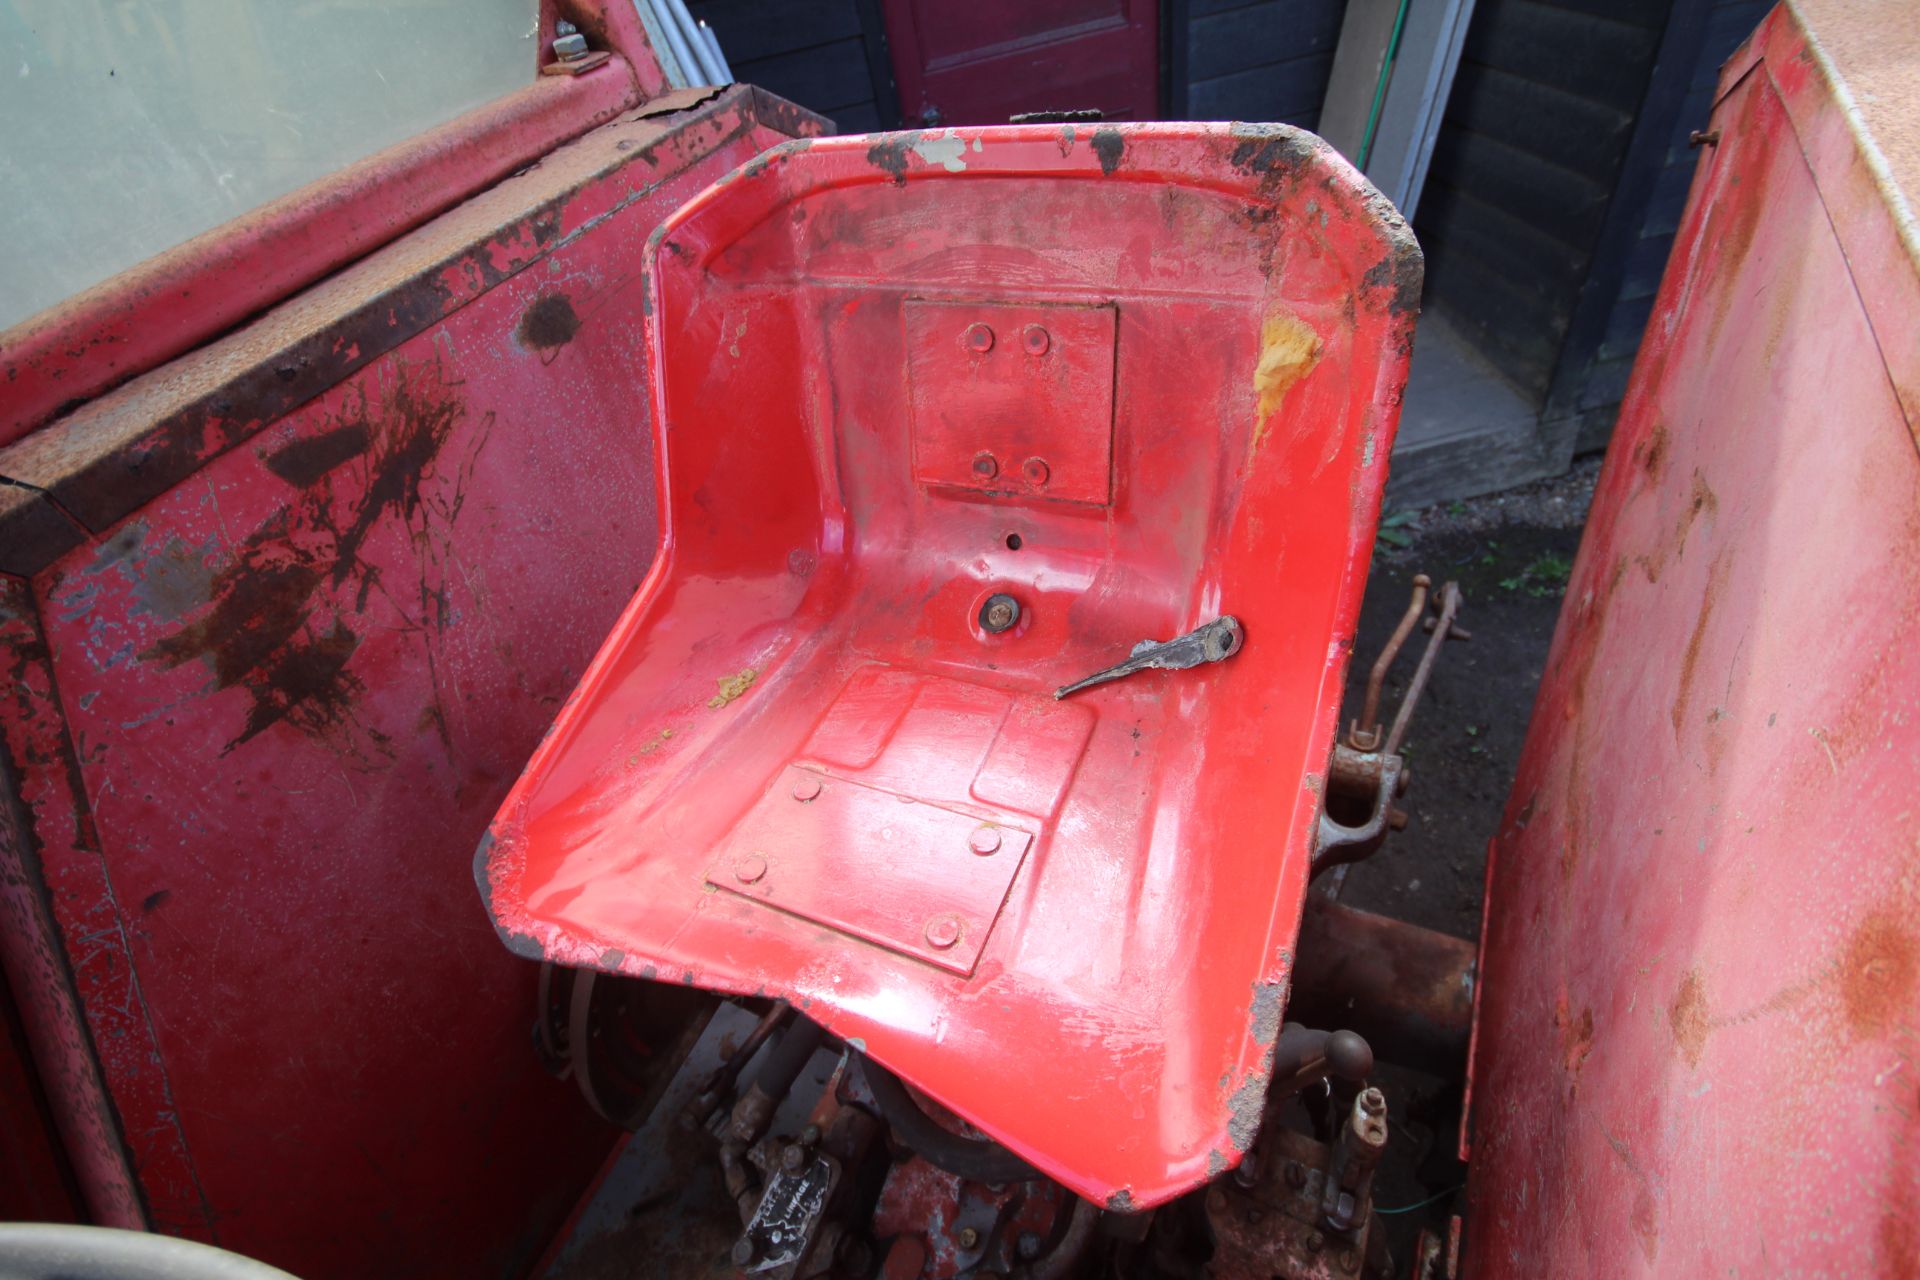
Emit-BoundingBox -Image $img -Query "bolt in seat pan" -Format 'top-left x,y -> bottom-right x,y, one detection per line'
478,123 -> 1419,1210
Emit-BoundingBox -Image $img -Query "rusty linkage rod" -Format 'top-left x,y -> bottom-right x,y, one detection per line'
1348,575 -> 1430,751
1386,579 -> 1463,755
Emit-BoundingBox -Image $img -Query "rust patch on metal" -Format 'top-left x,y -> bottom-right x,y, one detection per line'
264,422 -> 372,487
1672,546 -> 1734,736
1635,422 -> 1670,485
707,668 -> 757,709
514,294 -> 582,352
866,133 -> 920,186
1838,911 -> 1916,1040
1558,1002 -> 1595,1074
1091,127 -> 1125,176
1668,969 -> 1710,1068
140,359 -> 487,754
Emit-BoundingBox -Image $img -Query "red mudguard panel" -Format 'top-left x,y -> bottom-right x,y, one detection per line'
479,123 -> 1419,1210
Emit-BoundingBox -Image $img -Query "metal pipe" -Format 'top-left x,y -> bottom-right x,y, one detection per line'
1287,895 -> 1475,1075
728,1017 -> 824,1142
698,21 -> 735,83
662,0 -> 724,84
1385,580 -> 1461,755
640,0 -> 702,88
1350,574 -> 1430,750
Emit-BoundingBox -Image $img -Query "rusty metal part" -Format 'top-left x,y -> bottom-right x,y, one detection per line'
729,1017 -> 824,1144
1053,615 -> 1244,699
1312,747 -> 1406,876
1384,582 -> 1460,756
1321,1088 -> 1388,1233
686,999 -> 790,1129
1348,575 -> 1429,750
1203,1124 -> 1387,1280
1267,1024 -> 1375,1102
1409,1216 -> 1461,1280
979,593 -> 1022,634
730,1054 -> 882,1279
1287,897 -> 1475,1076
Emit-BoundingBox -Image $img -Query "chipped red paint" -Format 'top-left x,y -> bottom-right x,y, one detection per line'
1466,7 -> 1920,1275
482,123 -> 1420,1211
0,88 -> 823,1276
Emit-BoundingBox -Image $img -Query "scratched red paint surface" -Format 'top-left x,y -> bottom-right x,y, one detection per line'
2,99 -> 811,1276
482,124 -> 1421,1211
1466,9 -> 1920,1275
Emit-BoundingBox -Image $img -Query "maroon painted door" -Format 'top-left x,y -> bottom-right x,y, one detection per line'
882,0 -> 1160,127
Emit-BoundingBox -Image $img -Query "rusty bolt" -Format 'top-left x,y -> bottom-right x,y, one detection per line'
1022,324 -> 1050,355
792,775 -> 824,803
1022,457 -> 1051,488
979,593 -> 1021,634
1359,1086 -> 1387,1117
964,323 -> 995,353
972,450 -> 999,479
731,1237 -> 758,1266
1388,806 -> 1409,831
924,915 -> 962,950
800,1123 -> 822,1147
1307,1231 -> 1325,1254
781,1143 -> 808,1174
1284,1160 -> 1307,1189
969,826 -> 1002,856
957,1226 -> 981,1250
1689,128 -> 1722,148
734,853 -> 768,884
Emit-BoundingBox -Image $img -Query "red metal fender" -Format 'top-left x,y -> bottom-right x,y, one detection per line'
1465,4 -> 1920,1274
480,123 -> 1420,1211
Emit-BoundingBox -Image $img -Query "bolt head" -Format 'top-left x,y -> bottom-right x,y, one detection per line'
731,1237 -> 757,1266
1022,324 -> 1050,355
969,826 -> 1002,856
1307,1231 -> 1325,1253
972,451 -> 1000,479
1017,1231 -> 1044,1260
781,1143 -> 808,1173
791,775 -> 823,802
1021,457 -> 1050,487
734,854 -> 768,884
924,914 -> 962,950
1284,1160 -> 1307,1189
800,1123 -> 822,1147
552,31 -> 589,60
963,323 -> 995,353
956,1226 -> 981,1249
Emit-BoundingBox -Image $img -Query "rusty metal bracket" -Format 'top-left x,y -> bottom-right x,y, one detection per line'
1317,576 -> 1463,877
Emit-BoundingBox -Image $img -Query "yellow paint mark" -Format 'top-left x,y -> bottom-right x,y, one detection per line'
708,668 -> 758,709
1251,310 -> 1322,449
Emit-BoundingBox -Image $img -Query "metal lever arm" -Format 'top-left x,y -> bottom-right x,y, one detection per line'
1053,616 -> 1244,699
